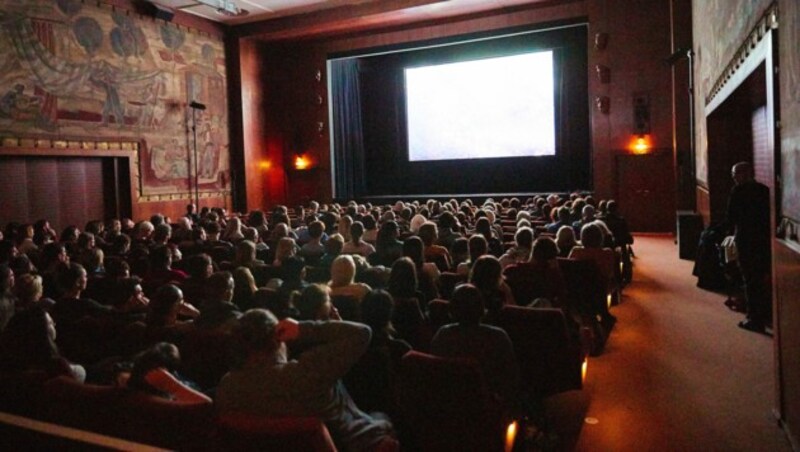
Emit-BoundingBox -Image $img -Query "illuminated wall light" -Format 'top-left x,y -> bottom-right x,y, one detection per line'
582,358 -> 588,383
294,154 -> 311,170
505,421 -> 518,452
258,160 -> 271,170
607,293 -> 613,308
631,134 -> 651,155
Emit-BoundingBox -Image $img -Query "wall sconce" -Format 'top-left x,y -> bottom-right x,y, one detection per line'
294,154 -> 311,170
315,69 -> 322,82
317,121 -> 325,135
582,358 -> 588,383
631,135 -> 652,155
595,64 -> 610,84
595,96 -> 610,114
594,32 -> 609,51
504,421 -> 518,452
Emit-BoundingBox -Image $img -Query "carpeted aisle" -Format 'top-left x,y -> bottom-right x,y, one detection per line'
571,235 -> 791,451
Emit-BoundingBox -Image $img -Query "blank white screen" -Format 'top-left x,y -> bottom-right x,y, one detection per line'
405,51 -> 556,162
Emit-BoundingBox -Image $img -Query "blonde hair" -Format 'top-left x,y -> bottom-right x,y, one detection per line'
330,254 -> 356,287
15,273 -> 43,304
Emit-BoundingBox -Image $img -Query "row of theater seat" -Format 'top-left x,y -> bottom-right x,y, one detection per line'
0,305 -> 583,451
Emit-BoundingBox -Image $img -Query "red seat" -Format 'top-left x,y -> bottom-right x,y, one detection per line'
43,376 -> 214,449
397,351 -> 508,452
497,306 -> 583,399
216,412 -> 337,451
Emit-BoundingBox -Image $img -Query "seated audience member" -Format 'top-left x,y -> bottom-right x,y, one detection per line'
194,271 -> 241,331
109,234 -> 132,258
419,222 -> 452,271
126,342 -> 211,405
329,255 -> 371,303
469,255 -> 515,324
179,254 -> 213,308
216,309 -> 396,451
499,227 -> 534,269
556,226 -> 578,258
569,223 -> 616,293
601,200 -> 634,248
150,223 -> 172,249
503,237 -> 567,308
15,223 -> 37,256
387,257 -> 421,302
457,234 -> 488,276
272,237 -> 298,267
0,264 -> 15,331
450,237 -> 470,270
573,205 -> 597,236
40,243 -> 69,299
33,219 -> 57,247
223,217 -> 245,243
112,277 -> 150,316
203,221 -> 233,253
143,284 -> 197,344
60,226 -> 80,257
0,307 -> 85,381
342,221 -> 376,258
430,284 -> 519,404
371,221 -> 403,267
481,211 -> 505,253
144,245 -> 188,294
232,267 -> 258,311
233,240 -> 267,273
277,255 -> 308,296
402,236 -> 440,303
318,233 -> 345,269
299,221 -> 327,265
294,284 -> 339,321
338,215 -> 354,242
546,206 -> 572,234
14,273 -> 55,312
51,263 -> 112,326
569,223 -> 617,325
436,211 -> 462,251
362,215 -> 379,244
345,290 -> 411,417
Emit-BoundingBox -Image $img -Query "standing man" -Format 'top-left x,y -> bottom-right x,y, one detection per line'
726,162 -> 771,333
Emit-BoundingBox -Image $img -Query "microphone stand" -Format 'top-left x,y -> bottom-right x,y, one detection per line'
189,101 -> 206,210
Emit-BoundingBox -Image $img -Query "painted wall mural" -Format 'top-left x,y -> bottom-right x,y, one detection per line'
0,0 -> 229,200
780,0 -> 800,221
692,0 -> 772,185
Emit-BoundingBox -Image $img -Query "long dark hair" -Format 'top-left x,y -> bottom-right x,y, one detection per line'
0,307 -> 60,370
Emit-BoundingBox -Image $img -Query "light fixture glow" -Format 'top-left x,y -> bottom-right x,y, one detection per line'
582,358 -> 588,383
505,421 -> 518,452
294,155 -> 310,170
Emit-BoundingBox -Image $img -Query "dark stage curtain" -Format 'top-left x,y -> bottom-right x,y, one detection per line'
330,59 -> 366,200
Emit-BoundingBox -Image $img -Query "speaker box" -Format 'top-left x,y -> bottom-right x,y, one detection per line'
677,211 -> 703,260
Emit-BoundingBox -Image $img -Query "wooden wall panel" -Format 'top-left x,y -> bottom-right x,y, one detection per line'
0,158 -> 29,228
775,240 -> 800,448
27,159 -> 60,228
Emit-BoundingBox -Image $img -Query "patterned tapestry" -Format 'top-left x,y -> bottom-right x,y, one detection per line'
0,0 -> 229,199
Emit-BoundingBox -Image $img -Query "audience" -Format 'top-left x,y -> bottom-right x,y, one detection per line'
0,194 -> 631,449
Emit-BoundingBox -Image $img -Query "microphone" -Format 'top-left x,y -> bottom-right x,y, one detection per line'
189,101 -> 207,110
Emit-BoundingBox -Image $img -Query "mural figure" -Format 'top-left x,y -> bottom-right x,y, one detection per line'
0,1 -> 228,199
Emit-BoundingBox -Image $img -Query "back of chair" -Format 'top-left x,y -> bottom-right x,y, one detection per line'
179,329 -> 236,390
398,351 -> 506,452
557,257 -> 605,316
498,306 -> 583,398
0,370 -> 50,417
216,413 -> 337,451
43,376 -> 215,449
427,299 -> 451,333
